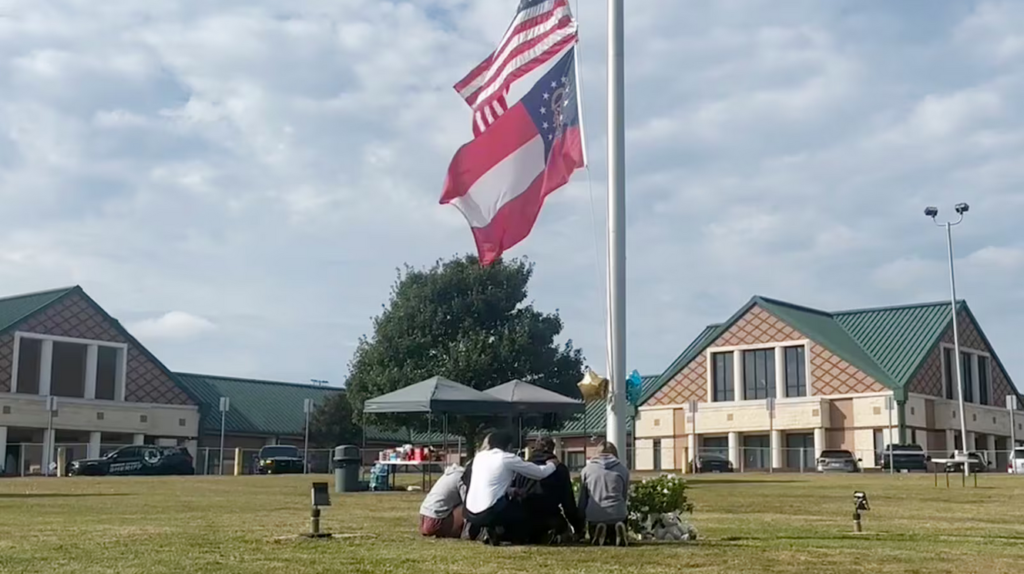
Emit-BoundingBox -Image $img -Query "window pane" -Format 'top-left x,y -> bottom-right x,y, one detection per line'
785,346 -> 806,397
944,348 -> 954,400
742,349 -> 775,400
978,357 -> 989,406
960,352 -> 973,403
744,351 -> 757,400
712,352 -> 734,402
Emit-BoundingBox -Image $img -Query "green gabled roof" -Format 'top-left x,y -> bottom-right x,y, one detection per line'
175,372 -> 459,444
833,301 -> 953,386
539,375 -> 659,437
175,373 -> 341,436
0,287 -> 76,333
640,295 -> 1020,407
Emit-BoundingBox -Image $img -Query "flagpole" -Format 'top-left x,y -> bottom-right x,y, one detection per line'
605,0 -> 627,453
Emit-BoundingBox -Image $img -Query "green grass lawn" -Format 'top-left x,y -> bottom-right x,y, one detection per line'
1,472 -> 1022,574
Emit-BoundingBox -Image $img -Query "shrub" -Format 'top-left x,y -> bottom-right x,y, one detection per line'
627,474 -> 693,536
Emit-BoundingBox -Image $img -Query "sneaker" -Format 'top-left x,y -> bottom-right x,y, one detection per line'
592,523 -> 607,546
615,522 -> 628,547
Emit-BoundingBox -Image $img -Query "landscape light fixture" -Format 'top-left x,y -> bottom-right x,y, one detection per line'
853,491 -> 870,533
302,482 -> 333,539
924,203 -> 971,479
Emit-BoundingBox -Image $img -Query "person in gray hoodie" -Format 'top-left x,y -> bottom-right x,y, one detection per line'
577,441 -> 630,546
419,464 -> 466,538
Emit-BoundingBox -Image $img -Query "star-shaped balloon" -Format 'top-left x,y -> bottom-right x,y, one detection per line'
577,368 -> 608,402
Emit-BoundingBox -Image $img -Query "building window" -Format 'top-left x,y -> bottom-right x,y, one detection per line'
566,451 -> 585,471
978,356 -> 990,406
15,338 -> 42,394
652,439 -> 662,471
784,346 -> 806,397
743,349 -> 775,400
712,352 -> 734,402
943,347 -> 955,400
960,352 -> 974,403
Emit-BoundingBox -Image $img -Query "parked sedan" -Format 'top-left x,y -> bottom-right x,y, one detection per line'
816,450 -> 861,473
256,445 -> 305,474
69,445 -> 194,476
693,454 -> 734,473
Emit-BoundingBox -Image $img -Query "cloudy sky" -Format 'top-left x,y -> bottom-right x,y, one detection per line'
1,0 -> 1022,387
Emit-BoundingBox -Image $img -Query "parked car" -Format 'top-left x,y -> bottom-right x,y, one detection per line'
256,445 -> 304,474
816,450 -> 861,473
878,444 -> 929,472
68,445 -> 194,476
944,451 -> 991,474
1009,448 -> 1024,475
693,454 -> 734,473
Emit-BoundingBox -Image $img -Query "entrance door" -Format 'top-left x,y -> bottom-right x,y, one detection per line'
786,433 -> 814,470
743,435 -> 770,470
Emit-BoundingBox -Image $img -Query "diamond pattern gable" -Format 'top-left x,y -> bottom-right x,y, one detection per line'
649,306 -> 803,406
0,334 -> 13,392
810,343 -> 887,395
908,346 -> 943,398
7,290 -> 192,405
941,310 -> 1014,406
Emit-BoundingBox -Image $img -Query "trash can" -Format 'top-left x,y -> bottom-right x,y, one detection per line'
333,445 -> 360,493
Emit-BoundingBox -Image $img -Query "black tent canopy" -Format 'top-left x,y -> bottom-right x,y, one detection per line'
484,379 -> 584,414
362,376 -> 509,415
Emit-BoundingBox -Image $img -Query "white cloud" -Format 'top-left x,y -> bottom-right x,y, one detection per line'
966,246 -> 1024,271
128,312 -> 217,341
0,0 -> 1023,384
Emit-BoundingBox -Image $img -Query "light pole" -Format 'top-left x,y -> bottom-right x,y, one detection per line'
925,203 -> 970,479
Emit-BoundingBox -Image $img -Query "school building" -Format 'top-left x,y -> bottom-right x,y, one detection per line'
632,296 -> 1024,473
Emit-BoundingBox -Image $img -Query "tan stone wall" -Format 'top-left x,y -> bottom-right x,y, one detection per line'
0,291 -> 192,405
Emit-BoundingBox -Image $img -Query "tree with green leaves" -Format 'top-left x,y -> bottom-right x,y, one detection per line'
344,254 -> 585,455
309,391 -> 361,448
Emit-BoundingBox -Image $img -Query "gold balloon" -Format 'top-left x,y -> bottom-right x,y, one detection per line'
577,368 -> 608,402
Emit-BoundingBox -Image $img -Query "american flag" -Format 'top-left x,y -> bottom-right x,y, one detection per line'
456,0 -> 577,136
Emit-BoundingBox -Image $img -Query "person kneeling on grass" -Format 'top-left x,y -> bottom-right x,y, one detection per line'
515,436 -> 585,544
464,431 -> 558,545
577,441 -> 630,546
418,464 -> 466,538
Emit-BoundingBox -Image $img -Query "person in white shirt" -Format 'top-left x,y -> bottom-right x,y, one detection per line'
464,431 -> 557,545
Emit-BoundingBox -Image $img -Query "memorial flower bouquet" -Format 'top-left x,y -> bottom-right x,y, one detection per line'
627,474 -> 696,541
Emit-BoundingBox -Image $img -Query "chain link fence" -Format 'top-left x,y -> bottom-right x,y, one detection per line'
628,444 -> 1024,474
4,442 -> 1022,477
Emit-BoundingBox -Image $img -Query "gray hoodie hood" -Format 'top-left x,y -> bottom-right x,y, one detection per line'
590,454 -> 621,470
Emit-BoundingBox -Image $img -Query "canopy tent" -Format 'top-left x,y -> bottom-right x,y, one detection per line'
485,379 -> 584,449
484,380 -> 585,414
363,376 -> 510,415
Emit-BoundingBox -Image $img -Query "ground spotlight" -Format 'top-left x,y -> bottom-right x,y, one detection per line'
853,491 -> 870,533
302,482 -> 333,539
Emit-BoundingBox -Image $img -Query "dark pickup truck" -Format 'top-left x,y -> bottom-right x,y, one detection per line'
256,445 -> 304,474
878,444 -> 929,472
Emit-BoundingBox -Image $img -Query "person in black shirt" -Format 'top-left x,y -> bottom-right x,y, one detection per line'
515,436 -> 585,544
